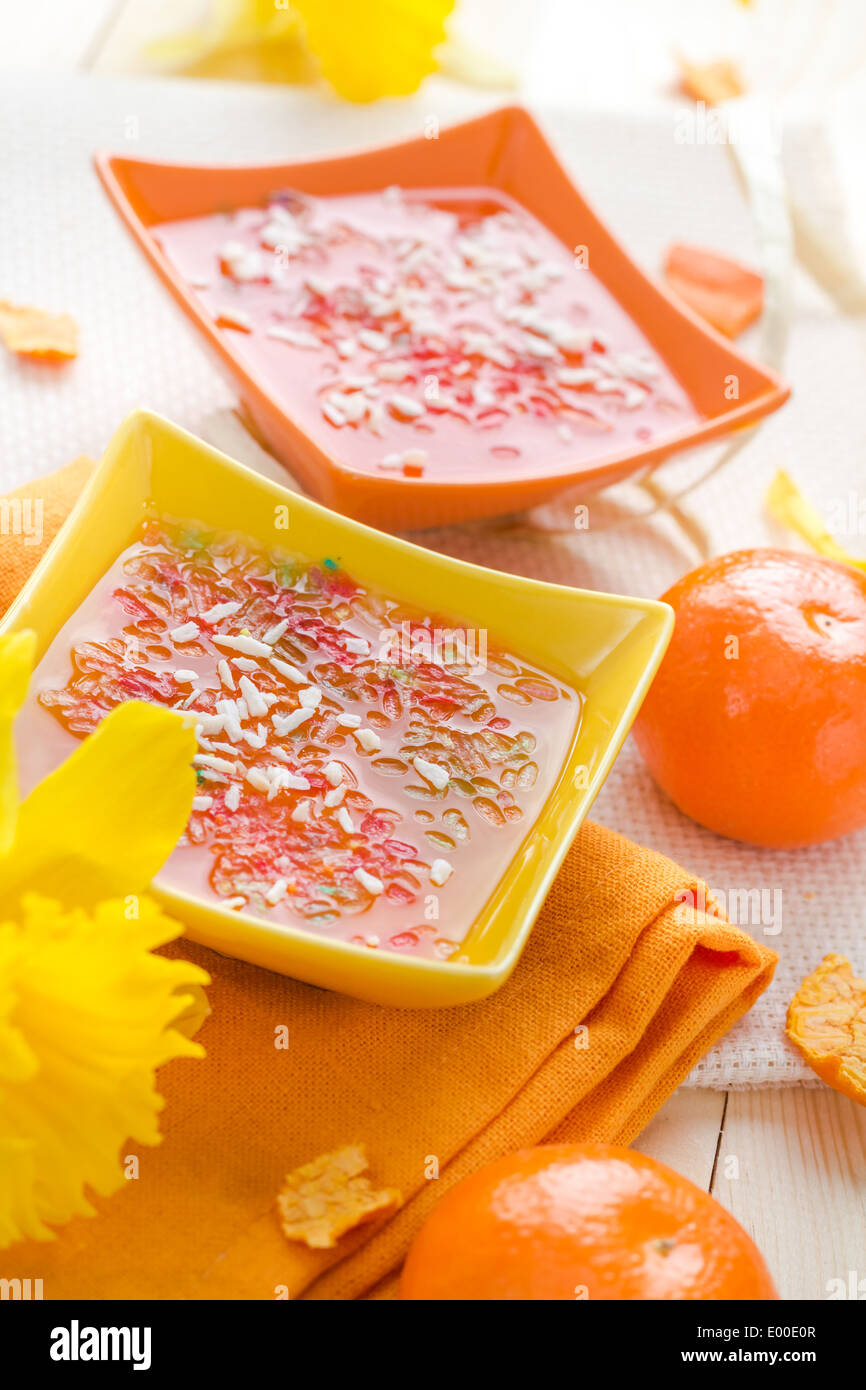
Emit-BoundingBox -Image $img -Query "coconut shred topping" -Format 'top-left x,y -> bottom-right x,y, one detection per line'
154,187 -> 697,482
24,517 -> 581,960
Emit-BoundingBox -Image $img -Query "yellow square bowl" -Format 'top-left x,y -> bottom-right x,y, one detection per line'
1,412 -> 673,1006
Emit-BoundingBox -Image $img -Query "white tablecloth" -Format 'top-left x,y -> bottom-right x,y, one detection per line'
2,71 -> 864,1085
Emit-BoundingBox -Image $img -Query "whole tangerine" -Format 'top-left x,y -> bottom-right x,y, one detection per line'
633,548 -> 866,848
400,1143 -> 777,1301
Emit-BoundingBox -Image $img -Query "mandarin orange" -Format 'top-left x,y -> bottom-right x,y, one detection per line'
633,548 -> 866,847
400,1143 -> 777,1301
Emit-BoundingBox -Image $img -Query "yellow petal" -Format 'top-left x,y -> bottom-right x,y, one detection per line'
437,34 -> 518,90
0,894 -> 208,1246
0,701 -> 196,913
171,980 -> 212,1041
0,631 -> 36,857
292,0 -> 455,101
147,0 -> 301,69
766,470 -> 866,572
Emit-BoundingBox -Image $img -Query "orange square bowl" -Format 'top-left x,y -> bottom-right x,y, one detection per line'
95,105 -> 787,532
1,411 -> 673,1007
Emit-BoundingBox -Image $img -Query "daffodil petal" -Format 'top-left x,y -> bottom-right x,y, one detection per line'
437,34 -> 518,90
171,980 -> 212,1041
0,894 -> 208,1247
148,0 -> 301,68
292,0 -> 454,101
766,470 -> 866,572
0,631 -> 36,857
0,1139 -> 49,1246
0,701 -> 196,913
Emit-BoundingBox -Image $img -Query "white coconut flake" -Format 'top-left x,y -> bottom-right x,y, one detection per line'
266,325 -> 322,349
270,656 -> 306,683
323,761 -> 344,787
337,806 -> 355,835
265,878 -> 288,905
324,785 -> 345,807
430,858 -> 454,886
556,366 -> 601,388
224,783 -> 241,812
291,799 -> 312,824
221,713 -> 243,742
222,244 -> 264,282
305,274 -> 331,297
521,331 -> 559,360
355,728 -> 381,753
616,352 -> 660,383
328,391 -> 367,424
194,753 -> 238,776
203,601 -> 242,623
192,796 -> 213,812
173,669 -> 199,684
216,307 -> 253,332
375,361 -> 413,382
389,394 -> 424,419
263,618 -> 290,645
354,867 -> 384,895
272,707 -> 314,736
359,328 -> 389,352
239,676 -> 268,719
196,713 -> 226,736
260,219 -> 296,250
344,637 -> 370,656
213,634 -> 272,657
281,770 -> 311,792
413,755 -> 450,790
336,713 -> 361,729
218,658 -> 236,690
401,448 -> 428,469
246,767 -> 272,794
298,686 -> 322,709
170,622 -> 200,643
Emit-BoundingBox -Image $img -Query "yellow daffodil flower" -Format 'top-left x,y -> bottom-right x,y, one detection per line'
151,0 -> 456,101
0,630 -> 208,1248
766,470 -> 866,573
292,0 -> 455,102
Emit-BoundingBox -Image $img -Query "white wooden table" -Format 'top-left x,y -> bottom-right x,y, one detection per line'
4,0 -> 866,1302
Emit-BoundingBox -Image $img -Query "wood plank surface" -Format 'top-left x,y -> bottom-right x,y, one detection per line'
712,1087 -> 866,1301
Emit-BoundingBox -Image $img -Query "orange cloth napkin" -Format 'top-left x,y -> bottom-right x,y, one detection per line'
0,455 -> 94,611
2,465 -> 777,1301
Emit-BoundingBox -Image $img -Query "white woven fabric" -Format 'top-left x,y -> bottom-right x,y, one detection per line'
2,72 -> 863,1086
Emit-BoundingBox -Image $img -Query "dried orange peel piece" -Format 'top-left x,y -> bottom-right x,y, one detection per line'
0,301 -> 78,360
786,954 -> 866,1104
663,243 -> 763,338
277,1143 -> 401,1249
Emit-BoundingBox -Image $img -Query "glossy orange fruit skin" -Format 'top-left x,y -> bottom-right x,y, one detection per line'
400,1144 -> 778,1301
633,549 -> 866,848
